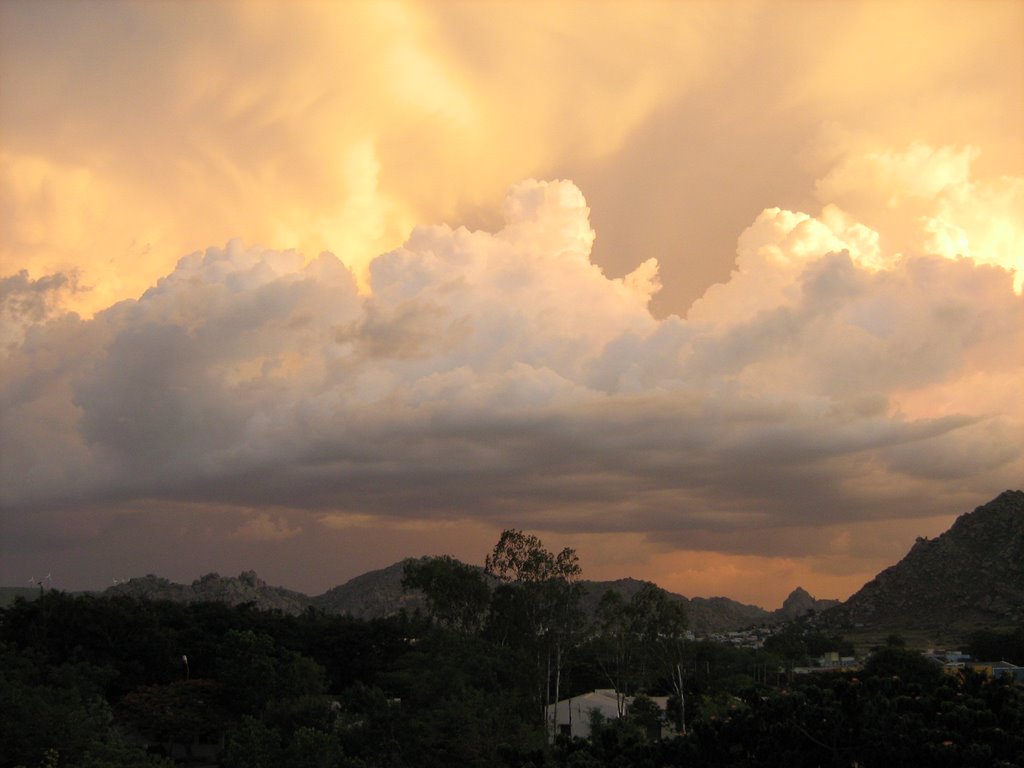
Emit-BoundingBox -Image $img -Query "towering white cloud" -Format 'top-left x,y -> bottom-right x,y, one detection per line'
816,143 -> 1024,290
2,153 -> 1020,561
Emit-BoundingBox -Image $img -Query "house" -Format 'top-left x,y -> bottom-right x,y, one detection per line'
546,689 -> 670,741
967,660 -> 1024,683
816,652 -> 858,670
794,652 -> 858,674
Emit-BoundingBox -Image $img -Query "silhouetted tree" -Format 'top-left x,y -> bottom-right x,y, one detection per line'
402,555 -> 490,633
485,529 -> 583,730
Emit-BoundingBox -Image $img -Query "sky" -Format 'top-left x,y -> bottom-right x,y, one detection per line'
1,0 -> 1022,609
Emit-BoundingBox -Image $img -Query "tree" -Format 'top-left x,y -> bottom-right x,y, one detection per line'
485,530 -> 580,586
632,585 -> 689,734
215,629 -> 326,718
220,716 -> 284,768
628,694 -> 665,740
116,679 -> 225,761
401,556 -> 490,634
968,628 -> 1024,665
593,590 -> 635,716
286,726 -> 345,768
484,529 -> 584,731
591,584 -> 689,730
862,647 -> 945,690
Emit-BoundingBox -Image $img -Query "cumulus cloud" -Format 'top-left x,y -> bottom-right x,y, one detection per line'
0,0 -> 737,319
816,143 -> 1024,290
2,155 -> 1021,584
0,268 -> 83,349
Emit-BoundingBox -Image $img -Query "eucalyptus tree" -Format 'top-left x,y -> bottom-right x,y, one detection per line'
484,529 -> 584,729
401,556 -> 491,634
638,587 -> 690,734
592,583 -> 689,731
593,589 -> 637,716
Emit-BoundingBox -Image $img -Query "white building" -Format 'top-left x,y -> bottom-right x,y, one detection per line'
546,689 -> 670,741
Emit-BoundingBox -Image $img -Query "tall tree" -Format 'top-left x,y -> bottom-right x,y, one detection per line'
484,529 -> 583,731
401,556 -> 491,634
636,586 -> 689,734
593,589 -> 635,716
485,530 -> 580,585
591,583 -> 689,730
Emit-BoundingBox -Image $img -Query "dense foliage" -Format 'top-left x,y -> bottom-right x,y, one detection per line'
3,534 -> 1023,767
968,628 -> 1024,666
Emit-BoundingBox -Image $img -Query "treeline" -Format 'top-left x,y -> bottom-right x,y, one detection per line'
2,530 -> 1023,767
967,628 -> 1024,666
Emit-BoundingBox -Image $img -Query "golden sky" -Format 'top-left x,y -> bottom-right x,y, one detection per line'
1,0 -> 1022,607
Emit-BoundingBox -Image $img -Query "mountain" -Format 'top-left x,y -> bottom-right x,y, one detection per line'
690,595 -> 773,633
574,577 -> 772,634
317,570 -> 835,633
577,580 -> 835,633
106,570 -> 312,614
313,568 -> 780,633
96,563 -> 785,632
826,490 -> 1024,631
311,560 -> 428,618
774,587 -> 840,621
40,490 -> 1024,636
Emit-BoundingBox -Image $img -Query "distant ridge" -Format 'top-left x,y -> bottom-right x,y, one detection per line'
91,561 -> 835,634
106,570 -> 311,614
12,493 -> 1021,636
311,560 -> 428,618
10,491 -> 1018,637
826,490 -> 1024,631
573,577 -> 814,634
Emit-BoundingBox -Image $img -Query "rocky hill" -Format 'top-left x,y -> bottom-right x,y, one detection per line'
65,490 -> 1024,635
575,577 -> 773,633
106,570 -> 311,614
311,561 -> 428,618
99,563 -> 832,634
579,579 -> 836,632
314,568 -> 784,633
826,490 -> 1024,631
774,587 -> 840,621
689,595 -> 772,633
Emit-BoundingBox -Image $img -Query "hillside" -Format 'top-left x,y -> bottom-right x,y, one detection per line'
106,570 -> 312,614
826,490 -> 1024,631
315,568 -> 834,632
93,563 -> 832,634
575,577 -> 776,634
312,560 -> 428,618
774,586 -> 840,620
315,568 -> 807,632
86,485 -> 1023,638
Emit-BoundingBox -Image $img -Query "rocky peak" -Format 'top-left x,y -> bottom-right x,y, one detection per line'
774,587 -> 840,621
781,587 -> 815,613
826,490 -> 1024,630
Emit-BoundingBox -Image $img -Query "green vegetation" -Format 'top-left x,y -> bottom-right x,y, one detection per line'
968,628 -> 1024,665
3,531 -> 1023,767
0,587 -> 41,608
